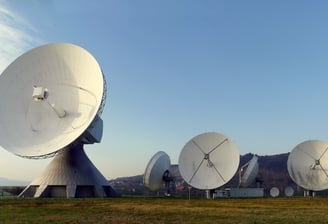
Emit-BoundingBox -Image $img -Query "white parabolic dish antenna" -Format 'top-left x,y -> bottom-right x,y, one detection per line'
270,187 -> 279,197
284,186 -> 294,197
287,140 -> 328,191
0,43 -> 113,198
178,132 -> 240,190
144,151 -> 172,191
0,43 -> 105,158
239,155 -> 259,187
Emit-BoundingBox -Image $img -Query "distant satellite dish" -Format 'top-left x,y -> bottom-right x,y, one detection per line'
284,186 -> 294,197
178,132 -> 240,190
239,155 -> 259,187
270,187 -> 279,197
0,43 -> 113,198
287,140 -> 328,191
144,151 -> 173,193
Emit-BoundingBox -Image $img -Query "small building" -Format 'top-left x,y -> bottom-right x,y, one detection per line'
214,188 -> 264,198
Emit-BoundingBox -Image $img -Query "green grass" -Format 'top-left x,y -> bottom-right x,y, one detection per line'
0,197 -> 328,223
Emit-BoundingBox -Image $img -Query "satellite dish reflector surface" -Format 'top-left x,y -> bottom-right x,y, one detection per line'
270,187 -> 279,197
287,140 -> 328,191
239,155 -> 259,187
0,43 -> 105,158
0,43 -> 114,198
178,132 -> 240,190
284,186 -> 294,197
144,151 -> 171,191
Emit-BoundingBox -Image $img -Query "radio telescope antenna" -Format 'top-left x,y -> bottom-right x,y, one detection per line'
238,155 -> 259,187
284,186 -> 294,197
270,187 -> 279,197
178,132 -> 240,192
144,151 -> 173,196
287,140 -> 328,191
0,43 -> 115,198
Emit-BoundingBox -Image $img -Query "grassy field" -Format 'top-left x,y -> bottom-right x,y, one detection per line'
0,197 -> 328,223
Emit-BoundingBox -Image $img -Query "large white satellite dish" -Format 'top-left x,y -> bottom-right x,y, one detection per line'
239,155 -> 259,187
178,132 -> 240,190
287,140 -> 328,191
143,151 -> 173,194
0,43 -> 114,198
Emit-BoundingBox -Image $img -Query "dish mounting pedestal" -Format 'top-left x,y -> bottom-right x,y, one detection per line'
19,143 -> 116,198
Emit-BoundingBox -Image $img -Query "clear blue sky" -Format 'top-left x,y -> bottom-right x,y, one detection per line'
1,0 -> 328,181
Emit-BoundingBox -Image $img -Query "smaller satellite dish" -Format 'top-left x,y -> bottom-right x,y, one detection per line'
270,187 -> 279,197
239,155 -> 259,187
178,132 -> 240,190
287,140 -> 328,191
284,186 -> 294,197
144,151 -> 173,192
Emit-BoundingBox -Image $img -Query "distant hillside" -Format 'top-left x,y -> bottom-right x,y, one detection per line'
0,153 -> 295,197
226,153 -> 294,189
109,153 -> 297,196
